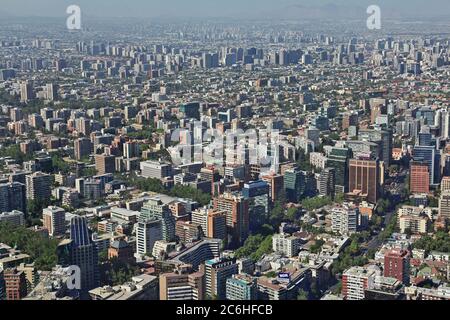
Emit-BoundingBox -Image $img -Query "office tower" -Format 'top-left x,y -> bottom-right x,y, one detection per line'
342,266 -> 376,300
69,216 -> 99,292
359,129 -> 392,167
261,174 -> 284,202
20,81 -> 34,103
135,219 -> 162,259
4,268 -> 27,300
123,141 -> 139,159
242,180 -> 270,218
410,162 -> 430,194
226,274 -> 258,300
140,161 -> 172,179
284,168 -> 316,203
331,204 -> 359,235
213,193 -> 249,246
384,249 -> 410,285
439,191 -> 450,220
319,167 -> 336,199
75,117 -> 91,136
95,154 -> 115,175
413,145 -> 440,186
140,198 -> 176,242
348,159 -> 380,204
202,257 -> 238,300
43,206 -> 66,237
327,147 -> 352,193
179,102 -> 201,120
45,83 -> 57,101
0,182 -> 26,213
207,210 -> 227,241
83,179 -> 102,200
74,138 -> 92,161
25,172 -> 52,202
159,264 -> 205,300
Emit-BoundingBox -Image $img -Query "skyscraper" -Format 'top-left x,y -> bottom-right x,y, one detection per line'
327,147 -> 352,194
201,257 -> 238,300
0,182 -> 26,214
213,193 -> 249,247
74,138 -> 92,161
20,81 -> 34,103
95,154 -> 116,175
348,159 -> 380,204
319,167 -> 335,199
43,206 -> 66,237
140,198 -> 176,242
69,216 -> 99,292
25,172 -> 52,202
135,219 -> 162,259
410,162 -> 430,194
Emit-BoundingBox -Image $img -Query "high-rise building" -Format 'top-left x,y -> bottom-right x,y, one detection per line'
331,203 -> 359,235
319,167 -> 335,199
384,249 -> 410,285
25,172 -> 52,202
43,206 -> 66,237
201,257 -> 238,300
439,191 -> 450,220
284,168 -> 316,203
135,219 -> 162,259
213,193 -> 249,246
441,176 -> 450,193
348,159 -> 380,204
359,129 -> 392,167
327,147 -> 352,193
342,266 -> 376,300
207,210 -> 227,241
261,174 -> 284,202
45,83 -> 57,101
95,154 -> 116,175
4,268 -> 27,300
226,274 -> 257,300
123,141 -> 139,159
20,81 -> 34,103
69,216 -> 99,292
242,180 -> 270,219
0,182 -> 26,214
410,162 -> 430,194
140,198 -> 176,242
159,264 -> 205,300
74,138 -> 92,161
413,145 -> 440,186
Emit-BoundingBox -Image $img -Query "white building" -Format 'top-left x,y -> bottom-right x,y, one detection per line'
331,204 -> 359,235
272,233 -> 302,258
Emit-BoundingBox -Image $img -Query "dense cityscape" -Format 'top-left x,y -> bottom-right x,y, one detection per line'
0,1 -> 449,304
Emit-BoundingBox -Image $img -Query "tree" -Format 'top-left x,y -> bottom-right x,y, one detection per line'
297,289 -> 308,300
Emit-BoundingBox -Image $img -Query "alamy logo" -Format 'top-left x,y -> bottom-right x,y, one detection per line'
367,5 -> 381,30
66,265 -> 81,290
66,5 -> 82,30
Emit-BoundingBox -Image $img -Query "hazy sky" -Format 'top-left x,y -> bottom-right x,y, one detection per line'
1,0 -> 449,19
